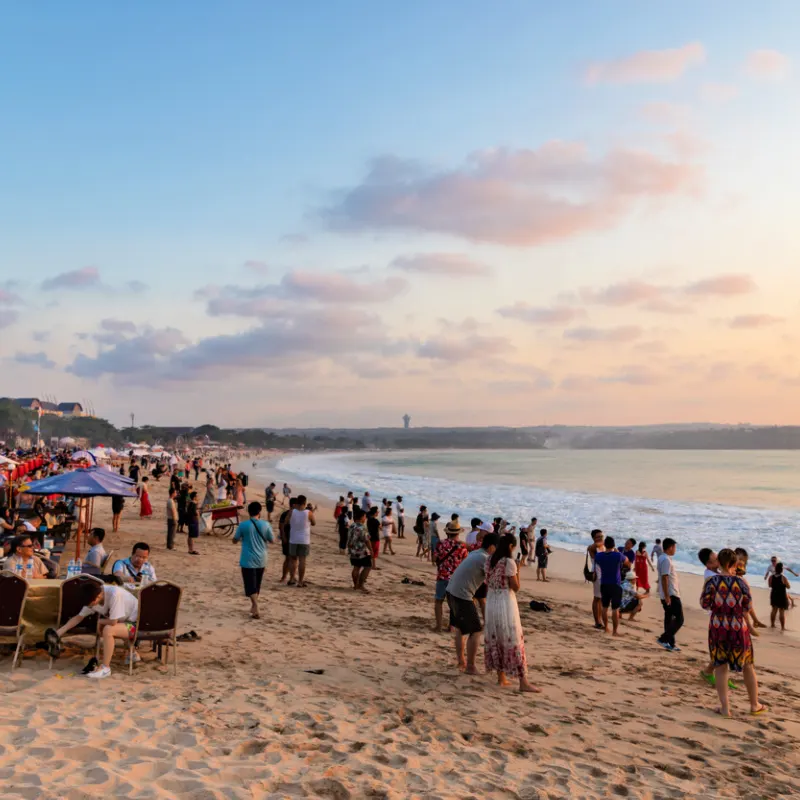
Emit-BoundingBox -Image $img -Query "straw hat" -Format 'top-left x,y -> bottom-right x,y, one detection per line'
444,520 -> 463,536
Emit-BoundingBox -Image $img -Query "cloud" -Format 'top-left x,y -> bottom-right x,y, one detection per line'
322,143 -> 703,246
560,374 -> 601,392
641,298 -> 692,315
100,318 -> 138,333
390,253 -> 491,277
280,233 -> 309,245
601,365 -> 662,386
584,42 -> 705,85
417,334 -> 512,361
243,260 -> 270,274
639,101 -> 690,126
699,82 -> 739,104
581,280 -> 663,306
41,266 -> 101,291
729,314 -> 783,329
32,331 -> 50,343
745,49 -> 791,80
497,303 -> 581,325
564,325 -> 642,343
12,351 -> 56,369
665,130 -> 710,159
0,288 -> 22,305
126,280 -> 148,293
684,274 -> 757,297
0,311 -> 19,330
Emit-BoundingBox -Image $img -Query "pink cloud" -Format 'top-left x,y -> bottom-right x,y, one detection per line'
581,280 -> 663,306
391,252 -> 491,277
729,314 -> 784,329
281,270 -> 408,303
684,274 -> 757,297
602,365 -> 662,386
41,266 -> 101,291
584,42 -> 705,85
496,303 -> 581,325
417,334 -> 512,361
699,82 -> 739,104
564,325 -> 642,343
745,49 -> 791,80
323,142 -> 703,246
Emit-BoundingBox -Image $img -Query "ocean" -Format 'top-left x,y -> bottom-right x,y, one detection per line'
265,449 -> 800,577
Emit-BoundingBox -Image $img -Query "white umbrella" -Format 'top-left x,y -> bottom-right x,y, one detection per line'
0,455 -> 19,467
71,450 -> 97,463
88,447 -> 110,461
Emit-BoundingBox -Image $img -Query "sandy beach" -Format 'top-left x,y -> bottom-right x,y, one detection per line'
3,467 -> 800,799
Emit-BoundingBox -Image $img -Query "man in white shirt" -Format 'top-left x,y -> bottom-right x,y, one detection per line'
765,555 -> 798,581
656,538 -> 683,652
361,492 -> 372,510
464,518 -> 482,548
55,582 -> 139,680
288,494 -> 315,587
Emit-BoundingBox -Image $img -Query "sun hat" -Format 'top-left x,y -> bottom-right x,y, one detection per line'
444,520 -> 463,535
479,521 -> 494,533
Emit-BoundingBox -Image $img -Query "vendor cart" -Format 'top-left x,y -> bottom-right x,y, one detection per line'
209,504 -> 241,536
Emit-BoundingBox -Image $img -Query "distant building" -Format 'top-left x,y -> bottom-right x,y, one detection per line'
57,402 -> 84,417
11,398 -> 88,417
403,414 -> 411,430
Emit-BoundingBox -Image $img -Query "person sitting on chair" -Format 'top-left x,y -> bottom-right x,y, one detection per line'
112,542 -> 157,585
4,535 -> 51,578
84,528 -> 107,570
55,581 -> 139,680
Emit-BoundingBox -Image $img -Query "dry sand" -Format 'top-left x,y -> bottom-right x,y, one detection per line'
3,465 -> 800,799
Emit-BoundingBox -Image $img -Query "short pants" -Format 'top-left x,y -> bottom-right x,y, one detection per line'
371,541 -> 380,559
187,521 -> 199,539
435,578 -> 449,601
241,567 -> 265,597
600,583 -> 623,610
446,593 -> 482,635
350,555 -> 372,568
289,543 -> 310,557
124,622 -> 137,642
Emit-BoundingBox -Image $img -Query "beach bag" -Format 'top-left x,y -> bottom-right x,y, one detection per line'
583,552 -> 596,583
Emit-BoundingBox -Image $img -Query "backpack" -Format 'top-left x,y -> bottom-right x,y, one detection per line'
529,600 -> 552,612
584,551 -> 596,582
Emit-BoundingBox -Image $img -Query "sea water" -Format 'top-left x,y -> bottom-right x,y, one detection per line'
266,449 -> 800,577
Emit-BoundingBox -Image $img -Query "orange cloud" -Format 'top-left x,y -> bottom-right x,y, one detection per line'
684,274 -> 757,296
390,252 -> 491,277
745,49 -> 791,80
585,42 -> 705,85
729,314 -> 784,329
564,325 -> 642,343
497,303 -> 582,325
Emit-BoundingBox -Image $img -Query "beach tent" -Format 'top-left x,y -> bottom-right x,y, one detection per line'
22,468 -> 137,558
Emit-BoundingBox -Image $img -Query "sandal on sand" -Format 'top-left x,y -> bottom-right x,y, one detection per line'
287,579 -> 297,586
700,670 -> 716,687
750,704 -> 768,716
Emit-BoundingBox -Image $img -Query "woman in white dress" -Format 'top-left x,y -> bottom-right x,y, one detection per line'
381,507 -> 396,555
484,534 -> 540,693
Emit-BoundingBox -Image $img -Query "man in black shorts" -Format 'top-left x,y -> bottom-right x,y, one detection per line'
278,498 -> 296,584
265,482 -> 276,523
593,536 -> 628,636
444,532 -> 498,674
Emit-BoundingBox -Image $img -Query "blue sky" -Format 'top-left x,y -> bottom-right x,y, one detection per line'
2,3 -> 798,427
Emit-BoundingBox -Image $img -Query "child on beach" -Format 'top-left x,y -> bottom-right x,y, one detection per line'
735,548 -> 767,636
769,563 -> 791,631
698,548 -> 735,689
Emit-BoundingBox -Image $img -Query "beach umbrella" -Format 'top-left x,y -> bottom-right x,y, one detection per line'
0,455 -> 19,467
71,450 -> 97,464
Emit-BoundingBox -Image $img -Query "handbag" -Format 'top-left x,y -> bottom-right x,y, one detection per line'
583,552 -> 596,582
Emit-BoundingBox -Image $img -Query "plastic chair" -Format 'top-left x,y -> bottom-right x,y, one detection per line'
101,550 -> 115,574
52,574 -> 102,668
130,581 -> 182,675
0,570 -> 29,669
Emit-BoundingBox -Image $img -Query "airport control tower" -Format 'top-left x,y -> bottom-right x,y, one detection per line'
402,414 -> 411,429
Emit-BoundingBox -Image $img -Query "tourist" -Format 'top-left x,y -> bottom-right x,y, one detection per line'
522,518 -> 537,565
334,496 -> 346,521
381,507 -> 397,555
619,538 -> 637,574
429,513 -> 441,563
347,507 -> 372,592
216,473 -> 228,503
534,528 -> 551,582
700,548 -> 766,716
138,477 -> 153,518
650,539 -> 663,561
446,532 -> 498,673
465,518 -> 481,549
594,536 -> 627,636
186,491 -> 201,554
128,460 -> 140,484
5,535 -> 50,578
234,476 -> 245,507
169,469 -> 181,495
55,580 -> 139,680
113,542 -> 157,585
203,472 -> 215,509
586,529 -> 605,630
282,483 -> 291,506
657,538 -> 683,651
337,506 -> 351,554
484,534 -> 539,693
278,498 -> 296,583
414,506 -> 428,558
765,555 -> 799,581
361,491 -> 372,510
288,495 -> 315,588
697,549 -> 735,689
434,519 -> 468,632
233,501 -> 274,620
620,569 -> 642,621
396,496 -> 405,538
265,482 -> 277,522
111,494 -> 124,533
84,528 -> 107,569
367,506 -> 381,570
634,542 -> 653,595
735,548 -> 767,634
166,487 -> 178,550
517,522 -> 530,566
769,563 -> 791,631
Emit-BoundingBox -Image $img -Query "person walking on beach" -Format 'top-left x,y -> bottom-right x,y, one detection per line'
265,482 -> 276,522
111,494 -> 124,533
429,513 -> 441,563
139,477 -> 153,518
587,530 -> 604,630
434,520 -> 468,632
288,495 -> 315,587
484,534 -> 540,693
651,539 -> 663,561
634,542 -> 653,595
166,487 -> 178,550
769,563 -> 791,631
186,491 -> 201,555
593,536 -> 627,636
278,498 -> 295,583
337,505 -> 351,554
700,548 -> 766,717
446,532 -> 498,673
347,508 -> 372,592
535,529 -> 551,582
415,506 -> 428,558
366,506 -> 381,570
282,483 -> 291,507
657,538 -> 683,651
381,507 -> 397,555
233,501 -> 274,619
395,496 -> 405,538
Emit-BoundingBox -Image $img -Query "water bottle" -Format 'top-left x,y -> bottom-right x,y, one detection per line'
67,558 -> 76,578
76,558 -> 82,575
25,559 -> 33,579
15,563 -> 24,580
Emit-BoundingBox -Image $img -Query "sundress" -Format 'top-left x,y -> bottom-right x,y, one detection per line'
700,574 -> 754,672
484,557 -> 528,678
634,552 -> 650,591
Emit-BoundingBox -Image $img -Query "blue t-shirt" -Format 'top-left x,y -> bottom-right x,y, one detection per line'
594,551 -> 624,586
233,518 -> 274,569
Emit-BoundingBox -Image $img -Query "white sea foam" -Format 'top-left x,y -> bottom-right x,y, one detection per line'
273,451 -> 800,578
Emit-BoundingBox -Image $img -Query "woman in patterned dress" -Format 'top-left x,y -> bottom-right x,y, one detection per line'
484,534 -> 540,693
700,548 -> 767,717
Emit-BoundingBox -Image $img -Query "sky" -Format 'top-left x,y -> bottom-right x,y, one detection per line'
1,1 -> 799,428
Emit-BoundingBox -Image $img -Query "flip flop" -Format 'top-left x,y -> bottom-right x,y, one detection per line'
700,670 -> 716,687
750,704 -> 768,716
